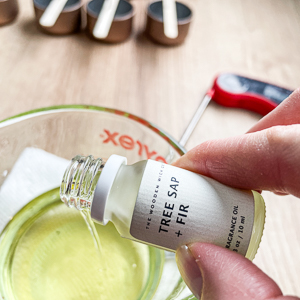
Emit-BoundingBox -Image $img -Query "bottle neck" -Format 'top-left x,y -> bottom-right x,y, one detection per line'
60,155 -> 105,210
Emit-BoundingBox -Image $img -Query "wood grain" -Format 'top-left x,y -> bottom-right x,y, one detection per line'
1,0 -> 300,297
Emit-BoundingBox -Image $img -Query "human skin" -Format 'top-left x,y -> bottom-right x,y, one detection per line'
174,88 -> 300,300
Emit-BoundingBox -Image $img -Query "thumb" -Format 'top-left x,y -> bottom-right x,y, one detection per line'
176,243 -> 299,300
173,124 -> 300,198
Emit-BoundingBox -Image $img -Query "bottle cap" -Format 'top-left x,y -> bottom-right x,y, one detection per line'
91,154 -> 127,225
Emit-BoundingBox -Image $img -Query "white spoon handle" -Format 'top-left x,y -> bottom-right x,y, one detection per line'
163,0 -> 178,39
39,0 -> 69,27
93,0 -> 120,39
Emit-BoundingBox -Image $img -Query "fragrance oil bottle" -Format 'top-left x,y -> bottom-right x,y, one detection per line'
60,154 -> 265,260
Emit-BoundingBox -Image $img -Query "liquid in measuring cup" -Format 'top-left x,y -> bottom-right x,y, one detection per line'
0,189 -> 163,300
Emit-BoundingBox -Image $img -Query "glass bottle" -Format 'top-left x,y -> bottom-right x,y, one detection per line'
60,154 -> 265,260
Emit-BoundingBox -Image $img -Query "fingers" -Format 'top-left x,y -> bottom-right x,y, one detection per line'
249,88 -> 300,133
176,243 -> 283,300
176,245 -> 203,299
173,124 -> 300,198
174,91 -> 300,300
173,88 -> 300,197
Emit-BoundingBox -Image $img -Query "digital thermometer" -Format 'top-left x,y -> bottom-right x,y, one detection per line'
179,73 -> 293,146
210,73 -> 293,116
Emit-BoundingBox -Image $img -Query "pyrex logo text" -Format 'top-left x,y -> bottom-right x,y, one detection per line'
100,129 -> 167,163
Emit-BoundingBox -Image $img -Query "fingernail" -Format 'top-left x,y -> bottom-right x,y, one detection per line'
176,245 -> 203,299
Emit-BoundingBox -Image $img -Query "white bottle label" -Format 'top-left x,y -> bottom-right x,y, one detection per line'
130,160 -> 255,254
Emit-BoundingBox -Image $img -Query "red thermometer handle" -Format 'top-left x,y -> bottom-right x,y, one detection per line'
179,73 -> 293,147
210,73 -> 293,116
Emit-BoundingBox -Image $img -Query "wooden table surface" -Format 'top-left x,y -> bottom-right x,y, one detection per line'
1,0 -> 300,297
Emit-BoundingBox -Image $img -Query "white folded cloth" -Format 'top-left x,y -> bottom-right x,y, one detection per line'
0,147 -> 69,233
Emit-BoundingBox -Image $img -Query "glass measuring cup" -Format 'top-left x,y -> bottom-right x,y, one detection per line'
0,105 -> 196,300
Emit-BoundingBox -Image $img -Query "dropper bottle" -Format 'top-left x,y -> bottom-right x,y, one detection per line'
60,154 -> 265,260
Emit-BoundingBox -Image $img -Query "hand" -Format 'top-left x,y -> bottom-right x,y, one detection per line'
174,88 -> 300,300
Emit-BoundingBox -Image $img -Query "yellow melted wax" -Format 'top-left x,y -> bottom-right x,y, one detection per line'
0,189 -> 150,300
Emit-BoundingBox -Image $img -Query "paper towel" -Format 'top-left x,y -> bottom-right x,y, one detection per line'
0,147 -> 69,233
